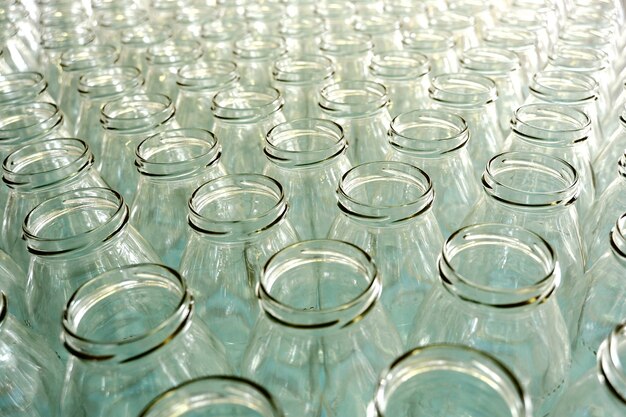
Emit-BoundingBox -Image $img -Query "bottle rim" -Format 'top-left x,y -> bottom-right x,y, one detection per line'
510,103 -> 591,146
529,70 -> 599,104
100,93 -> 175,133
176,61 -> 239,91
201,18 -> 239,42
402,29 -> 456,53
459,47 -> 520,75
279,16 -> 324,38
40,25 -> 96,50
0,72 -> 48,105
233,35 -> 286,60
610,212 -> 626,259
0,102 -> 64,146
212,85 -> 283,122
599,322 -> 626,404
354,13 -> 400,35
121,23 -> 173,47
548,45 -> 609,74
319,80 -> 389,117
78,66 -> 144,98
0,292 -> 6,330
319,32 -> 373,56
272,55 -> 334,84
429,73 -> 497,107
95,7 -> 149,30
369,50 -> 430,80
429,11 -> 475,31
146,39 -> 204,66
482,27 -> 537,52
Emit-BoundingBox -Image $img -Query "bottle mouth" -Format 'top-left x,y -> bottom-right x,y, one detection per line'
429,11 -> 475,31
319,80 -> 388,117
319,32 -> 373,56
548,45 -> 609,74
233,35 -> 286,60
101,94 -> 175,134
372,344 -> 531,417
511,103 -> 591,146
559,25 -> 614,50
23,187 -> 128,255
259,239 -> 381,331
402,29 -> 455,52
439,223 -> 559,308
265,118 -> 346,168
188,174 -> 288,240
60,44 -> 119,72
146,40 -> 204,66
496,9 -> 544,32
610,212 -> 626,259
0,72 -> 48,106
136,128 -> 221,179
314,0 -> 355,19
212,85 -> 283,122
177,61 -> 240,91
530,70 -> 599,103
279,16 -> 324,38
337,161 -> 434,225
95,7 -> 149,30
139,376 -> 283,417
78,66 -> 144,99
0,102 -> 63,145
482,27 -> 537,52
201,18 -> 239,42
40,26 -> 96,50
447,0 -> 491,14
388,109 -> 469,156
599,322 -> 626,404
3,138 -> 93,191
354,13 -> 400,35
121,23 -> 173,47
429,73 -> 497,107
175,5 -> 218,26
39,7 -> 88,27
482,151 -> 580,209
62,263 -> 193,363
369,51 -> 430,80
273,55 -> 334,84
460,47 -> 520,75
244,3 -> 285,20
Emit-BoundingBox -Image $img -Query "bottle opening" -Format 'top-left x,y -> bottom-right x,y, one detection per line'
177,61 -> 239,91
146,40 -> 203,66
429,11 -> 474,31
101,94 -> 175,133
201,18 -> 239,42
319,32 -> 373,56
529,70 -> 599,103
0,72 -> 47,106
212,85 -> 283,122
40,26 -> 96,50
548,45 -> 609,73
429,73 -> 497,106
354,13 -> 400,35
482,27 -> 537,52
273,55 -> 334,84
0,102 -> 63,145
319,80 -> 388,116
460,47 -> 520,75
233,35 -> 286,60
511,103 -> 591,145
402,29 -> 455,52
121,23 -> 173,47
599,322 -> 626,404
78,66 -> 144,98
279,16 -> 324,38
60,44 -> 119,72
370,51 -> 430,79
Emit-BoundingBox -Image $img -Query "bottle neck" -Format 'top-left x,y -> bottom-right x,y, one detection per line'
319,80 -> 388,117
0,72 -> 48,106
101,94 -> 175,134
530,70 -> 599,104
212,85 -> 283,123
429,73 -> 497,108
78,66 -> 144,100
0,102 -> 64,147
511,103 -> 591,147
599,322 -> 626,404
176,61 -> 239,92
273,55 -> 334,85
60,44 -> 119,73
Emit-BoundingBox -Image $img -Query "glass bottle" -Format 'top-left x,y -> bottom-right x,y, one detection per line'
328,162 -> 443,342
39,6 -> 89,30
558,25 -> 619,79
387,109 -> 481,238
139,376 -> 284,417
23,187 -> 160,359
463,151 -> 586,343
119,23 -> 172,74
242,239 -> 403,417
60,263 -> 230,417
383,0 -> 429,33
369,51 -> 430,118
0,248 -> 27,322
0,291 -> 64,417
244,3 -> 284,35
482,27 -> 540,87
368,344 -> 532,417
353,14 -> 403,53
149,0 -> 183,26
279,16 -> 324,55
233,35 -> 286,87
402,29 -> 458,76
211,85 -> 285,174
318,80 -> 391,164
447,0 -> 496,37
130,128 -> 226,269
1,0 -> 40,58
272,54 -> 334,121
98,93 -> 177,203
429,11 -> 478,53
553,322 -> 626,417
200,18 -> 239,61
314,0 -> 355,33
174,4 -> 217,39
94,7 -> 149,46
0,21 -> 39,72
593,106 -> 626,194
179,174 -> 299,371
504,103 -> 595,220
408,223 -> 570,416
428,72 -> 502,178
318,32 -> 373,81
264,118 -> 350,239
0,71 -> 53,106
495,9 -> 551,66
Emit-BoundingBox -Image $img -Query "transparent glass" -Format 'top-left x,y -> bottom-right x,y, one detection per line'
94,7 -> 149,46
149,0 -> 183,25
174,4 -> 217,39
0,21 -> 39,72
98,93 -> 177,203
314,1 -> 355,33
402,29 -> 458,76
428,73 -> 502,178
242,239 -> 403,417
447,0 -> 496,37
272,54 -> 334,121
60,263 -> 230,416
264,119 -> 350,239
369,51 -> 430,117
201,18 -> 239,61
367,344 -> 532,417
482,27 -> 540,87
23,187 -> 160,358
408,223 -> 570,416
0,248 -> 27,322
0,72 -> 53,106
318,32 -> 373,81
130,128 -> 226,269
558,24 -> 619,80
140,376 -> 284,417
233,35 -> 286,87
119,23 -> 172,75
318,80 -> 391,164
279,16 -> 324,55
179,174 -> 299,371
383,0 -> 428,33
594,108 -> 626,194
328,162 -> 443,342
354,14 -> 402,53
463,151 -> 586,342
429,11 -> 478,54
387,109 -> 481,238
211,85 -> 286,174
495,9 -> 551,67
244,3 -> 284,36
0,292 -> 64,417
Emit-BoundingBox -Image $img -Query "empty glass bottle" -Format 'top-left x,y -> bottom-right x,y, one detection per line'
179,174 -> 298,370
0,72 -> 53,106
429,11 -> 478,54
593,106 -> 626,194
279,16 -> 323,55
354,14 -> 403,52
242,239 -> 403,417
233,35 -> 286,87
387,109 -> 481,238
244,3 -> 284,35
367,344 -> 532,417
409,223 -> 570,416
130,128 -> 226,269
139,376 -> 284,417
200,18 -> 239,61
318,32 -> 373,81
383,0 -> 428,33
0,21 -> 39,72
328,162 -> 443,341
60,263 -> 230,417
0,248 -> 27,323
94,7 -> 149,47
119,23 -> 172,74
23,187 -> 160,358
402,29 -> 458,76
264,118 -> 350,239
318,80 -> 391,164
482,27 -> 540,87
314,1 -> 355,33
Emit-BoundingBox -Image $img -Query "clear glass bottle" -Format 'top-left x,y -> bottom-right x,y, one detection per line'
328,162 -> 443,342
179,174 -> 299,371
0,291 -> 64,417
367,344 -> 532,417
272,54 -> 334,121
354,14 -> 403,52
383,0 -> 429,33
279,16 -> 324,55
0,71 -> 53,106
119,23 -> 172,74
98,93 -> 177,203
233,35 -> 286,87
482,27 -> 540,87
369,51 -> 430,118
211,85 -> 285,174
242,239 -> 403,417
402,29 -> 458,76
94,7 -> 149,46
408,223 -> 570,416
0,248 -> 28,322
593,106 -> 626,194
130,128 -> 226,269
318,32 -> 373,81
174,4 -> 217,39
264,118 -> 350,239
429,11 -> 478,54
495,9 -> 551,66
244,3 -> 284,35
387,109 -> 481,238
60,263 -> 230,417
318,80 -> 391,164
428,73 -> 502,178
463,151 -> 586,343
23,187 -> 160,359
447,0 -> 496,37
558,25 -> 619,79
200,18 -> 239,61
314,0 -> 355,33
139,376 -> 284,417
0,21 -> 39,72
